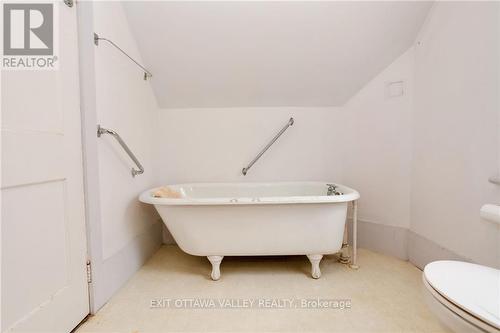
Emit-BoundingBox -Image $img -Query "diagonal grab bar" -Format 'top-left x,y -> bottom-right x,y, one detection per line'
94,33 -> 153,80
97,125 -> 144,177
242,117 -> 294,176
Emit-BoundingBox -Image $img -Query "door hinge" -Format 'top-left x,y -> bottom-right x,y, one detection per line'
86,260 -> 92,283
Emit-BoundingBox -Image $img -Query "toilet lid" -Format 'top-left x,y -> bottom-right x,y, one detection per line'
424,261 -> 500,330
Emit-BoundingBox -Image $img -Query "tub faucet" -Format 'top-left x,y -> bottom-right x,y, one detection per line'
326,184 -> 343,196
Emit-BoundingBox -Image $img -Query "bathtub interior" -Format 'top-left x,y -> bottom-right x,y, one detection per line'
179,182 -> 341,198
140,182 -> 360,205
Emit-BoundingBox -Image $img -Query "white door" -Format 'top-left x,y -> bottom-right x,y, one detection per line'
1,2 -> 89,332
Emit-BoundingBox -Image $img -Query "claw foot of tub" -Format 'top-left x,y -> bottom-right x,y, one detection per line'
207,256 -> 223,281
307,254 -> 323,279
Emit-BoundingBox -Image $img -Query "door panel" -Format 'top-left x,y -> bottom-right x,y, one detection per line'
2,131 -> 65,188
2,181 -> 70,328
1,2 -> 89,332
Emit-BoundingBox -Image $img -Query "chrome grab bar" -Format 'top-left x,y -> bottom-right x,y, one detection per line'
97,125 -> 144,177
242,117 -> 294,176
94,33 -> 153,80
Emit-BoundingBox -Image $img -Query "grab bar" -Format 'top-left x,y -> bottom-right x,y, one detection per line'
94,33 -> 153,80
97,125 -> 144,177
242,117 -> 294,175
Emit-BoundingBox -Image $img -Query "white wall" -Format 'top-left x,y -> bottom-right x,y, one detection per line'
410,2 -> 500,267
93,1 -> 159,259
343,48 -> 414,229
78,1 -> 162,312
340,2 -> 500,268
156,107 -> 344,184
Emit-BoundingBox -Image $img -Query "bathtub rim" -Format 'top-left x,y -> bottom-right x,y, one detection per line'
139,181 -> 360,206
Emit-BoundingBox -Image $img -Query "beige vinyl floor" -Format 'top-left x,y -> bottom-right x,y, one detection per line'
77,245 -> 450,333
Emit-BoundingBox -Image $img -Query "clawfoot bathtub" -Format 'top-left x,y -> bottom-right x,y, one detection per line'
140,182 -> 359,280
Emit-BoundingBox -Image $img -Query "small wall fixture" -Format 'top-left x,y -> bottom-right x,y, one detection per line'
488,176 -> 500,185
94,33 -> 153,80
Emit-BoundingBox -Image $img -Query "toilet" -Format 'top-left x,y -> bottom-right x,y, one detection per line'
423,261 -> 500,333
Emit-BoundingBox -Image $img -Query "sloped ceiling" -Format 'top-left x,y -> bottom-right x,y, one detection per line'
123,1 -> 432,108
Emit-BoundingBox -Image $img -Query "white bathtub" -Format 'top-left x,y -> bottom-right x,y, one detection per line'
140,182 -> 359,280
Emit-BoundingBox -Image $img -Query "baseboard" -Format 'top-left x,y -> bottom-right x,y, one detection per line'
347,218 -> 409,260
407,231 -> 470,270
90,222 -> 163,313
345,220 -> 468,268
